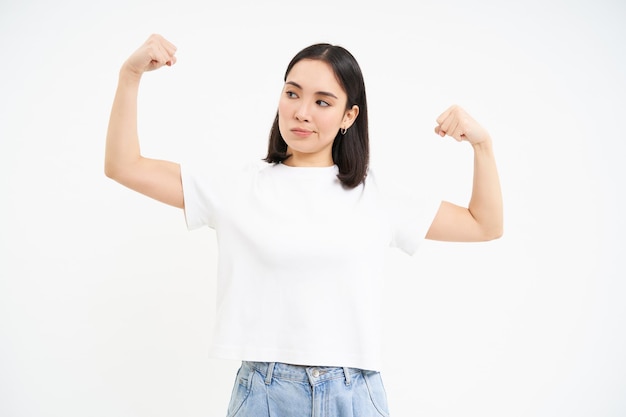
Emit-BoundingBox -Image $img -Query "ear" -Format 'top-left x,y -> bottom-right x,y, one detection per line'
342,105 -> 359,130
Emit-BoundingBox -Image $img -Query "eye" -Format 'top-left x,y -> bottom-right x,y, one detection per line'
285,91 -> 298,99
317,100 -> 330,107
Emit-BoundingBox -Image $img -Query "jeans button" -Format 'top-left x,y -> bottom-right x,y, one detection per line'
312,369 -> 320,378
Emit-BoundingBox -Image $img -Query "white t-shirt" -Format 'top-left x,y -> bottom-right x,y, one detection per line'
181,160 -> 440,371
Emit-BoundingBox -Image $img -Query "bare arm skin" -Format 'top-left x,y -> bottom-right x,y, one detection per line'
426,105 -> 503,242
104,34 -> 184,209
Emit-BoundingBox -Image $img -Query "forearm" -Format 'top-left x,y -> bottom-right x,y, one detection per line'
468,138 -> 503,239
104,68 -> 142,179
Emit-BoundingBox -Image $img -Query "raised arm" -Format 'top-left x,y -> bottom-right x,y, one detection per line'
426,105 -> 503,242
104,34 -> 184,209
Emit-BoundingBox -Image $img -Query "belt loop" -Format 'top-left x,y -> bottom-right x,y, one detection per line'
265,362 -> 276,385
343,367 -> 351,385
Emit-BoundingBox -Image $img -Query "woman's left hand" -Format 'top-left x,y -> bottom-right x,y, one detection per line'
435,105 -> 491,146
427,104 -> 503,242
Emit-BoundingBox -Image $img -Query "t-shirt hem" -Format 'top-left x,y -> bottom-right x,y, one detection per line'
209,345 -> 383,372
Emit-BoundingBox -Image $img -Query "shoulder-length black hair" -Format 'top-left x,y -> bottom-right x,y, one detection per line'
264,43 -> 369,189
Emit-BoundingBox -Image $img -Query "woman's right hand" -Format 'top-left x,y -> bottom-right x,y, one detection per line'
122,34 -> 178,78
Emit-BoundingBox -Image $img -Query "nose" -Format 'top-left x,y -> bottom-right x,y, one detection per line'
295,103 -> 310,122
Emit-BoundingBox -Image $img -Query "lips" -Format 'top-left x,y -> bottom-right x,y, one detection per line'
291,128 -> 315,138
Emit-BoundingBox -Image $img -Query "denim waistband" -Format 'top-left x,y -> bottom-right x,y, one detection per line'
244,361 -> 361,386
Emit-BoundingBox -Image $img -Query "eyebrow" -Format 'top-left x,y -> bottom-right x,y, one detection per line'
285,81 -> 339,100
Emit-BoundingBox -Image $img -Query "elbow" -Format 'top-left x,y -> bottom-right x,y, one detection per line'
104,161 -> 119,181
488,230 -> 504,241
104,159 -> 129,183
104,155 -> 135,182
104,163 -> 113,179
483,224 -> 504,241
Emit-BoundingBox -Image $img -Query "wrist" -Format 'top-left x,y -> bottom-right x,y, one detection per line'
119,62 -> 143,84
471,136 -> 493,152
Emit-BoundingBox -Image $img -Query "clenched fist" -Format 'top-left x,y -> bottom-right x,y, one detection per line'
435,105 -> 491,146
122,34 -> 177,78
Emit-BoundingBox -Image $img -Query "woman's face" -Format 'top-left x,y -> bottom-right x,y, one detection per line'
278,59 -> 358,166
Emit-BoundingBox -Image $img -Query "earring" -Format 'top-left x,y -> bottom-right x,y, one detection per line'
340,127 -> 347,135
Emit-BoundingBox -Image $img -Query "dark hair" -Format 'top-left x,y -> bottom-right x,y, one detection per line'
264,43 -> 369,189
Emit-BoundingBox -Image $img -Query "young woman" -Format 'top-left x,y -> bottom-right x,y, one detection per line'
105,34 -> 503,417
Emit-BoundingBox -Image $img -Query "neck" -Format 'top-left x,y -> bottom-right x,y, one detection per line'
283,150 -> 334,167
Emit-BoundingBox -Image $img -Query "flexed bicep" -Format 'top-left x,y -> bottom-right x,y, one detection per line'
426,201 -> 491,242
111,158 -> 184,209
105,34 -> 184,209
427,105 -> 503,242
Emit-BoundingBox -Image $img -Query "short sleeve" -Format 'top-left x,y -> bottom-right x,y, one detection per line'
370,168 -> 441,255
386,185 -> 441,255
180,162 -> 217,230
180,160 -> 265,231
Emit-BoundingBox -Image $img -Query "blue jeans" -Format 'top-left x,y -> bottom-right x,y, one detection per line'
226,361 -> 390,417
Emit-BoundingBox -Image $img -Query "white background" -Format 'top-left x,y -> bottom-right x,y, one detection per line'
1,0 -> 625,416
